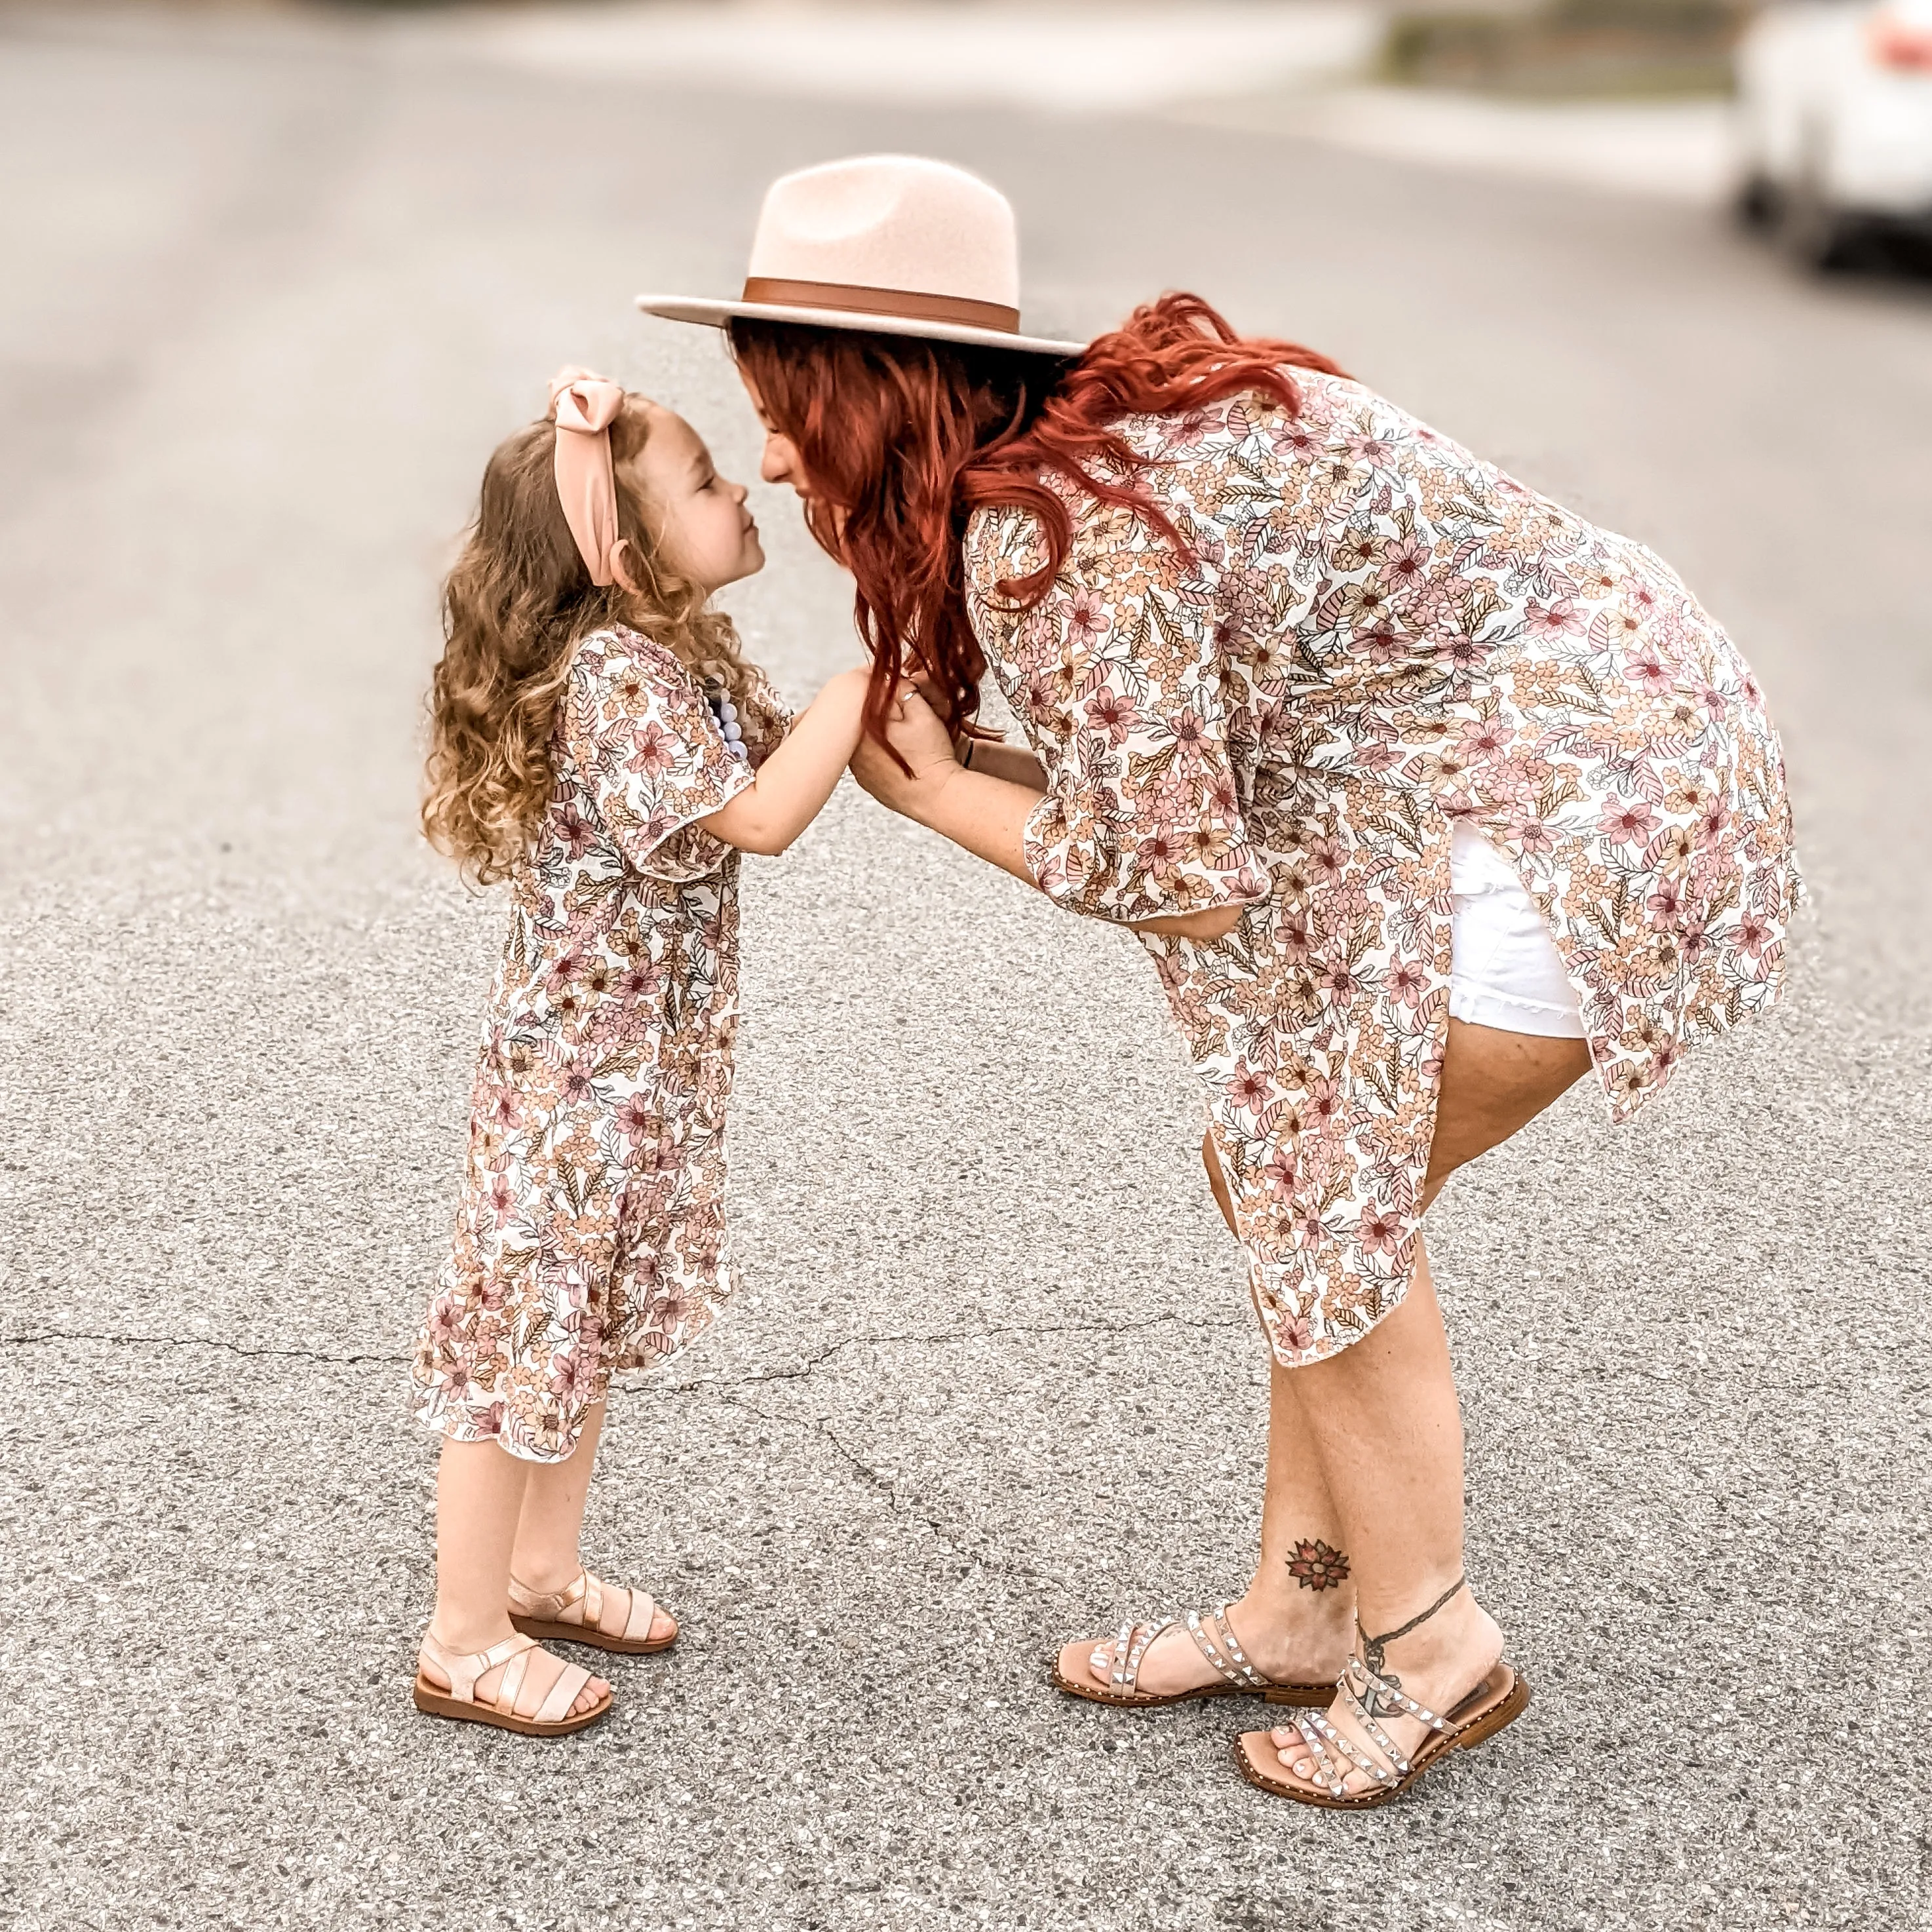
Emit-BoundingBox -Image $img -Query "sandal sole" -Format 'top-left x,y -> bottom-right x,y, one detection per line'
1049,1658 -> 1334,1710
509,1613 -> 678,1657
412,1674 -> 611,1737
1232,1664 -> 1530,1809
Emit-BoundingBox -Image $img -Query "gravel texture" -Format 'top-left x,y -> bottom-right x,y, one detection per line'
1,11 -> 1927,1931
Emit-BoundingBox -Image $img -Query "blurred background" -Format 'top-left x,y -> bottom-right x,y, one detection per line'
3,3 -> 1929,1931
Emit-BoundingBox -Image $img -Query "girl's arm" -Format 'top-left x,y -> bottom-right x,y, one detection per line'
701,666 -> 874,857
851,693 -> 1244,940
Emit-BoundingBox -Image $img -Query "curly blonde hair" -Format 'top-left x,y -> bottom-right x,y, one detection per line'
423,395 -> 775,886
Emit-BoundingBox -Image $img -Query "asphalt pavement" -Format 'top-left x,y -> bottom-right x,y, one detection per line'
1,9 -> 1929,1931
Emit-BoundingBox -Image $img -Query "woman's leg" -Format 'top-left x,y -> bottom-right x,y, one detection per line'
419,1436 -> 609,1717
508,1402 -> 678,1644
1246,1018 -> 1591,1792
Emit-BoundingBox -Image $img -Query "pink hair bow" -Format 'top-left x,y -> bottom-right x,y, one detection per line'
548,366 -> 638,591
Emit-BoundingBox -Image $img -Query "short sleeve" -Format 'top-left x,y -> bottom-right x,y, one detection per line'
562,630 -> 755,883
976,513 -> 1269,925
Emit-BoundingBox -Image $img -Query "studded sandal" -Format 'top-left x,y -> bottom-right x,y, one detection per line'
1235,1650 -> 1528,1807
507,1568 -> 677,1656
1051,1604 -> 1334,1709
413,1630 -> 609,1737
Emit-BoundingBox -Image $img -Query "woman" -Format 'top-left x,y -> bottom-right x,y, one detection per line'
639,156 -> 1800,1806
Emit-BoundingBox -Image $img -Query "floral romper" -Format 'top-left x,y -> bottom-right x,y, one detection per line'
412,625 -> 786,1462
963,371 -> 1801,1369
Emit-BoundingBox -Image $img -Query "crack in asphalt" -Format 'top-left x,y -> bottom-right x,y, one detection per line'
0,1308 -> 1245,1384
0,1328 -> 407,1367
664,1307 -> 1248,1393
713,1383 -> 1084,1611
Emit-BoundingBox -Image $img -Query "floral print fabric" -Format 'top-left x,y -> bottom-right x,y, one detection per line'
964,370 -> 1800,1367
411,626 -> 786,1461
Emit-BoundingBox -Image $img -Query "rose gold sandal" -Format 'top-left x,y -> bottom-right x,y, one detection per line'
1234,1653 -> 1530,1809
507,1569 -> 677,1656
1051,1604 -> 1334,1709
412,1630 -> 609,1737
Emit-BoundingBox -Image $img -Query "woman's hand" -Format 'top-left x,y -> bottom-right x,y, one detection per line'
851,686 -> 959,820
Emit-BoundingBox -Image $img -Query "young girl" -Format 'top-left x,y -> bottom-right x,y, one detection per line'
408,368 -> 879,1735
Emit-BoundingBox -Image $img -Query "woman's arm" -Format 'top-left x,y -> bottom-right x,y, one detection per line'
957,737 -> 1047,790
851,695 -> 1244,940
701,665 -> 874,857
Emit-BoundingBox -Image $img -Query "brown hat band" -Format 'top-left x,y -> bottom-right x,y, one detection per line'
740,276 -> 1021,334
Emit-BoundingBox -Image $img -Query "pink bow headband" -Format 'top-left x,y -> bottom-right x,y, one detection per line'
548,366 -> 640,592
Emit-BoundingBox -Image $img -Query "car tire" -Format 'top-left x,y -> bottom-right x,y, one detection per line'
1736,173 -> 1781,230
1780,165 -> 1857,271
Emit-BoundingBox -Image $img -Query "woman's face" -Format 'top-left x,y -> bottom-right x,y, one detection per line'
738,368 -> 828,523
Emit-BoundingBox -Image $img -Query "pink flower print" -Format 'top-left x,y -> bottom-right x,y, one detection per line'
1319,960 -> 1363,1004
1358,1203 -> 1404,1258
1262,1144 -> 1300,1200
628,718 -> 678,777
1626,647 -> 1674,696
1169,408 -> 1213,449
1169,708 -> 1210,763
1387,958 -> 1430,1008
1697,798 -> 1732,849
615,1093 -> 656,1140
552,803 -> 598,857
1601,797 -> 1659,845
1735,910 -> 1773,957
1229,1063 -> 1272,1114
1063,590 -> 1111,647
1345,429 -> 1395,465
1645,877 -> 1684,929
1525,596 -> 1583,641
548,1349 -> 598,1402
558,1066 -> 596,1106
1292,1204 -> 1329,1251
1437,634 -> 1489,675
486,1171 -> 516,1226
1307,836 -> 1347,883
1359,617 -> 1407,667
1377,532 -> 1431,591
1509,814 -> 1556,859
1085,686 -> 1135,743
1275,1312 -> 1317,1353
1457,716 -> 1515,762
1305,1074 -> 1343,1129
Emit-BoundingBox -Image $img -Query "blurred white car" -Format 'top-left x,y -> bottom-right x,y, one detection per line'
1736,0 -> 1932,263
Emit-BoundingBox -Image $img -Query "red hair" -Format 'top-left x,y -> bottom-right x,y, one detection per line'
731,294 -> 1346,749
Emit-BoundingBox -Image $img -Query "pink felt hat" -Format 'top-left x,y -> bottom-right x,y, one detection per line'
638,154 -> 1086,358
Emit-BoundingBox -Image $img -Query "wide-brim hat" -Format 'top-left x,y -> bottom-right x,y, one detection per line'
638,154 -> 1087,358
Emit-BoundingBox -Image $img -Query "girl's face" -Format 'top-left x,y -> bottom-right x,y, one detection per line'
626,405 -> 763,591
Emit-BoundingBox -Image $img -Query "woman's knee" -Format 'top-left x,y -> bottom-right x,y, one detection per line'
1425,1020 -> 1591,1192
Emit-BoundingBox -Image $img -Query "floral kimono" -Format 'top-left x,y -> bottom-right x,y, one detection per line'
412,625 -> 786,1461
964,370 -> 1800,1368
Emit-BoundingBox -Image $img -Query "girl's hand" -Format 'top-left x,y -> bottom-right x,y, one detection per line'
851,687 -> 958,818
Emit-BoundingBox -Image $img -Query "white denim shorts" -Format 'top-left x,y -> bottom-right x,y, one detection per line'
1448,821 -> 1587,1039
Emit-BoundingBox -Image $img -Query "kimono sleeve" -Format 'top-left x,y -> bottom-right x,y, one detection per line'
1014,547 -> 1269,925
562,632 -> 755,883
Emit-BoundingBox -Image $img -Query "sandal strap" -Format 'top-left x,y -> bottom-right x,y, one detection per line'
419,1629 -> 533,1705
511,1568 -> 647,1638
496,1640 -> 535,1716
1279,1655 -> 1456,1796
533,1660 -> 595,1726
1290,1708 -> 1397,1794
1095,1619 -> 1171,1695
1184,1604 -> 1270,1689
